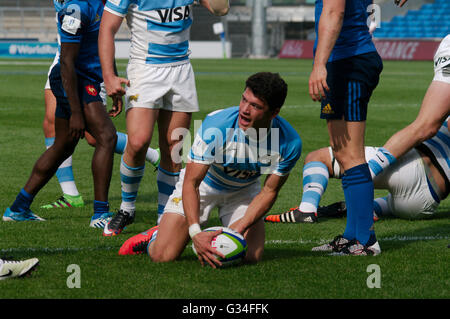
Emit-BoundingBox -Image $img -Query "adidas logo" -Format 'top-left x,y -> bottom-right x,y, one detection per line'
322,103 -> 334,114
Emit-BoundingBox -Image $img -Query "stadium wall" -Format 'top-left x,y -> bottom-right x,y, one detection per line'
278,39 -> 441,61
0,40 -> 232,59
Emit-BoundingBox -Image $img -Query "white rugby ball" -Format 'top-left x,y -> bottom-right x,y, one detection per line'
192,226 -> 247,267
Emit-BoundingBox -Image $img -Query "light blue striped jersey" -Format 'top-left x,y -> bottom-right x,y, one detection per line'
188,107 -> 302,191
105,0 -> 197,65
422,116 -> 450,183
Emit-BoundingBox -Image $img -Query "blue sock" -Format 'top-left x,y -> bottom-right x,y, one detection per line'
115,132 -> 128,154
342,164 -> 376,246
10,188 -> 35,212
93,200 -> 109,217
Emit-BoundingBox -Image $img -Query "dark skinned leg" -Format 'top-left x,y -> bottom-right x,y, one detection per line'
24,117 -> 79,196
83,101 -> 117,202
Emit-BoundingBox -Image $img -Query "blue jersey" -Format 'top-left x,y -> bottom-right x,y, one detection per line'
105,0 -> 196,65
314,0 -> 376,62
57,0 -> 104,83
188,107 -> 302,191
53,0 -> 65,13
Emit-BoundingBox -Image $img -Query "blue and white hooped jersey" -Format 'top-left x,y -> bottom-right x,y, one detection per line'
422,116 -> 450,183
57,0 -> 104,83
105,0 -> 197,65
188,107 -> 302,191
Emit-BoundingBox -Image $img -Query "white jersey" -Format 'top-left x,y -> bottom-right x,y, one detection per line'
421,116 -> 450,184
105,0 -> 197,65
433,34 -> 450,83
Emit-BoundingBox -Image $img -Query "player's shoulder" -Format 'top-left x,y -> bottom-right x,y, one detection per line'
273,115 -> 301,145
201,106 -> 239,130
272,114 -> 302,158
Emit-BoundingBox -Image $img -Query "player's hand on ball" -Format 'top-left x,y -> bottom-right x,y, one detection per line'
192,229 -> 225,269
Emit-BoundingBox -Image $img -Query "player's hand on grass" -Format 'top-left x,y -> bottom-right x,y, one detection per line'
69,111 -> 85,140
192,229 -> 225,269
309,64 -> 329,102
108,95 -> 123,118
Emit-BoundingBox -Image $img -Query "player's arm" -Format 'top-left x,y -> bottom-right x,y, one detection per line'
232,173 -> 290,235
199,0 -> 230,16
183,161 -> 225,268
60,42 -> 84,140
309,0 -> 345,102
98,10 -> 130,98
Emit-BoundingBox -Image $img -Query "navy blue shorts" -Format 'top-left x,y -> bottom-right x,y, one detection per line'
49,64 -> 103,120
320,51 -> 383,122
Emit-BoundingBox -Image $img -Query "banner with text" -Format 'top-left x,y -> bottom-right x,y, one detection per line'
0,42 -> 58,58
278,39 -> 441,61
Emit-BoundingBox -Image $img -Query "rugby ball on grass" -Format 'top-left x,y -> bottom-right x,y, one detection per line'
192,226 -> 247,267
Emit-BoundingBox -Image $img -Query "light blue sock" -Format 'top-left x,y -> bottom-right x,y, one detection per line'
120,156 -> 145,213
299,161 -> 329,213
157,166 -> 180,224
115,132 -> 128,154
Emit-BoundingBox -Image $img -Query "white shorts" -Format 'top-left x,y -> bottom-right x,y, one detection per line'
329,146 -> 439,219
44,50 -> 60,90
433,34 -> 450,84
124,61 -> 199,113
371,147 -> 439,219
163,169 -> 261,227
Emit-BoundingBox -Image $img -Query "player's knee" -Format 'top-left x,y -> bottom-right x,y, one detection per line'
126,135 -> 150,156
95,128 -> 116,150
149,246 -> 176,263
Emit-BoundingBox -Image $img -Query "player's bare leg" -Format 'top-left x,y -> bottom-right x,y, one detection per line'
83,100 -> 117,202
148,212 -> 190,262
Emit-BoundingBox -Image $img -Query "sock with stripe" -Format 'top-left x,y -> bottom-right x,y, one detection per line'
45,137 -> 79,196
367,147 -> 397,179
115,132 -> 160,166
120,156 -> 145,214
10,188 -> 35,213
342,163 -> 376,246
299,161 -> 329,213
146,229 -> 159,257
157,166 -> 180,224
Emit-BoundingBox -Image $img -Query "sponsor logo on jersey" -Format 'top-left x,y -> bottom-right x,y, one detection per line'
156,5 -> 191,23
85,85 -> 98,96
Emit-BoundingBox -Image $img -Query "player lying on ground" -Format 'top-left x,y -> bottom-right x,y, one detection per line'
265,117 -> 449,224
365,34 -> 450,181
116,72 -> 302,267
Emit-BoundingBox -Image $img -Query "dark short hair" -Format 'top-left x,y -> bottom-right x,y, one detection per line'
245,72 -> 288,112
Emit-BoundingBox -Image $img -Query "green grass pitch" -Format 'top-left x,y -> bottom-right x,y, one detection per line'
0,58 -> 448,300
